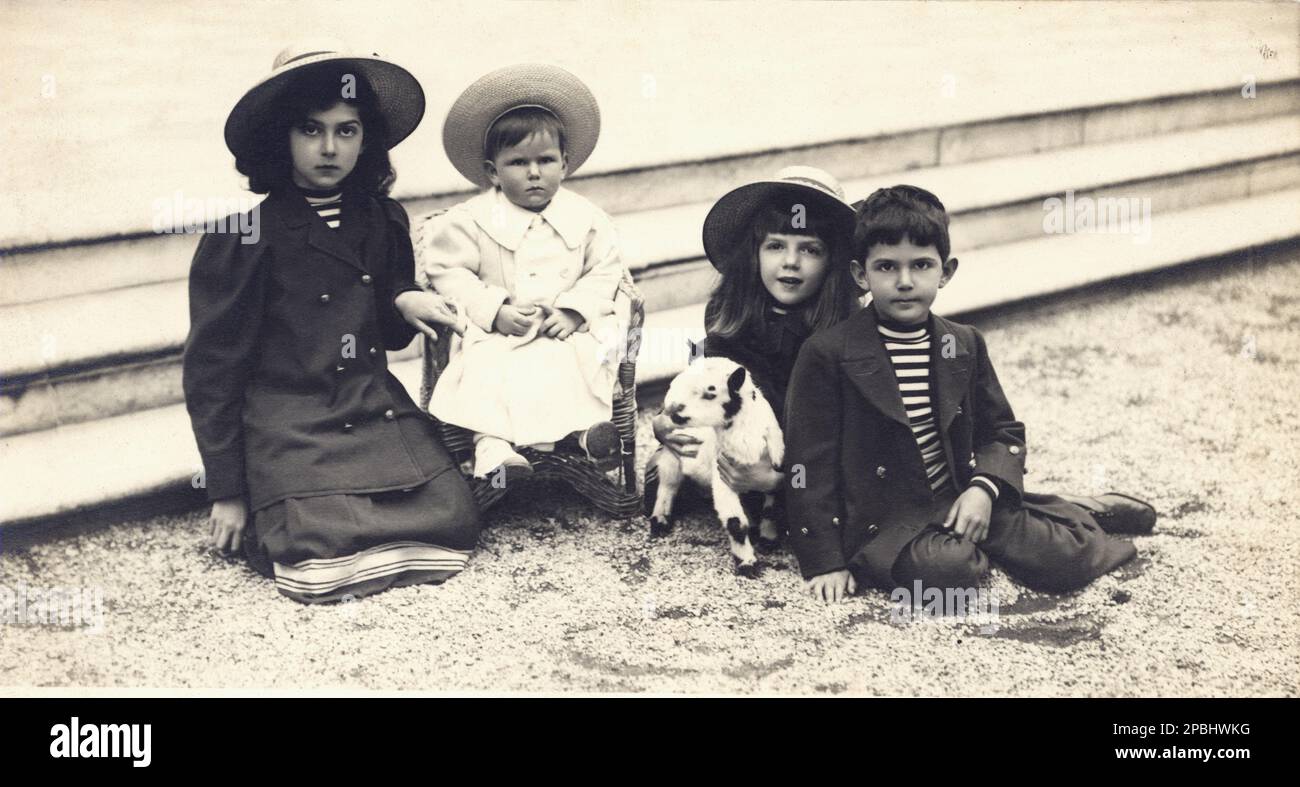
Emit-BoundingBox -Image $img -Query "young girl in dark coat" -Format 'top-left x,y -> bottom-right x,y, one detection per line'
184,41 -> 478,604
643,167 -> 860,541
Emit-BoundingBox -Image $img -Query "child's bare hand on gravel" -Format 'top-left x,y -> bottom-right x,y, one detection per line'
209,497 -> 248,554
805,569 -> 856,603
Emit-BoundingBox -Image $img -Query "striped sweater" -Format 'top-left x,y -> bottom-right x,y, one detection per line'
877,319 -> 1000,501
303,190 -> 342,229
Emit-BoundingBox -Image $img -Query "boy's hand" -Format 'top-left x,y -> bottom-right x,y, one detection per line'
804,569 -> 856,603
718,447 -> 782,493
541,307 -> 583,339
395,291 -> 462,339
652,412 -> 703,459
209,497 -> 248,554
943,486 -> 994,543
494,303 -> 539,336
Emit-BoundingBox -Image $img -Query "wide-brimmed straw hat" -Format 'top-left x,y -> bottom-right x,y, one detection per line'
442,63 -> 601,188
702,166 -> 856,272
224,39 -> 426,160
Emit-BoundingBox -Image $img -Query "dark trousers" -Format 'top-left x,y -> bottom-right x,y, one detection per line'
888,491 -> 1137,594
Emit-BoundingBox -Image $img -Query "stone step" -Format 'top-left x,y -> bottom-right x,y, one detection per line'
634,117 -> 1300,311
4,188 -> 1297,527
5,80 -> 1297,308
634,188 -> 1300,383
3,117 -> 1298,437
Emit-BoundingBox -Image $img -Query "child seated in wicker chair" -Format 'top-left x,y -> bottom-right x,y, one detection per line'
404,64 -> 644,516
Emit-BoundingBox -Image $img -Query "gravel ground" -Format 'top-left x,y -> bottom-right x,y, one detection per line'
2,251 -> 1298,695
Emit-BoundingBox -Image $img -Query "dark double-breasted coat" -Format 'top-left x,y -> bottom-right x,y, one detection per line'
783,305 -> 1134,590
182,188 -> 457,512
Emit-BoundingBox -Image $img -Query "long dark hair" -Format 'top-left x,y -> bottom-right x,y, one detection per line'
235,65 -> 395,195
706,203 -> 859,342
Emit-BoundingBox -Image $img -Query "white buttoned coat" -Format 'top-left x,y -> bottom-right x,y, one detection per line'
412,187 -> 625,444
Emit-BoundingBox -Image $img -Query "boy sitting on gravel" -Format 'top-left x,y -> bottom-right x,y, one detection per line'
783,185 -> 1154,603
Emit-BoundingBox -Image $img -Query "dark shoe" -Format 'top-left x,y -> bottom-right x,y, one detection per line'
578,420 -> 621,470
1073,492 -> 1157,535
486,460 -> 530,483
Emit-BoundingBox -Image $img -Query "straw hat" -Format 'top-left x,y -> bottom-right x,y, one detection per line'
224,39 -> 426,160
442,63 -> 601,188
702,166 -> 856,272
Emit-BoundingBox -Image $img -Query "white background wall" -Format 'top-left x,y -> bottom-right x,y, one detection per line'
2,0 -> 1296,247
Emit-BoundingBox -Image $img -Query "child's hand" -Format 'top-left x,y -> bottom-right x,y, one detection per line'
804,569 -> 856,603
209,497 -> 248,554
494,303 -> 538,336
396,291 -> 462,339
542,307 -> 583,339
943,486 -> 994,543
718,448 -> 782,493
652,412 -> 703,458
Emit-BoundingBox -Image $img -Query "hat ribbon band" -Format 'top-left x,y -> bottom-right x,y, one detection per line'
779,176 -> 845,200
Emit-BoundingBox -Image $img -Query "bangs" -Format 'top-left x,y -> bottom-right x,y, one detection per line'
750,202 -> 840,244
485,107 -> 567,161
853,203 -> 950,261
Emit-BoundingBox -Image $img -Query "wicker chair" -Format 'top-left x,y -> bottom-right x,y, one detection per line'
417,268 -> 646,518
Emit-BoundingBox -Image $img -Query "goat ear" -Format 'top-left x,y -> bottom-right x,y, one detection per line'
727,365 -> 747,394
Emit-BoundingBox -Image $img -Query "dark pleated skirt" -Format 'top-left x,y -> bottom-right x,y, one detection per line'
244,468 -> 480,604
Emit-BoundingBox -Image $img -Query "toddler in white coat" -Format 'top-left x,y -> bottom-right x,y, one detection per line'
411,65 -> 624,479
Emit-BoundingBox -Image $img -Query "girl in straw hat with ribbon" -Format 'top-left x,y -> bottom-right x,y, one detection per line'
183,41 -> 479,604
413,64 -> 625,480
643,166 -> 861,550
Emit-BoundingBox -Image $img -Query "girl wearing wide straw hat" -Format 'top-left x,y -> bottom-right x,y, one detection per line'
184,40 -> 479,604
412,63 -> 624,480
644,166 -> 860,546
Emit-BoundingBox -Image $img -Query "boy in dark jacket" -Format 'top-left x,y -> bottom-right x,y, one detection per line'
785,186 -> 1146,603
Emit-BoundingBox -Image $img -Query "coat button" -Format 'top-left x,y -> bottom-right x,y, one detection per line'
368,347 -> 378,357
876,465 -> 887,478
969,457 -> 977,469
1009,445 -> 1021,455
319,294 -> 331,304
384,409 -> 395,421
335,365 -> 345,374
831,516 -> 840,526
800,527 -> 809,535
867,524 -> 880,536
342,422 -> 353,432
361,274 -> 373,285
956,405 -> 963,415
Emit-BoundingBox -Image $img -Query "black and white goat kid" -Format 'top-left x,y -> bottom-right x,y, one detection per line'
648,357 -> 784,576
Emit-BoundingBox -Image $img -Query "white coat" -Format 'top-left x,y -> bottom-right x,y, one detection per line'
413,187 -> 625,445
